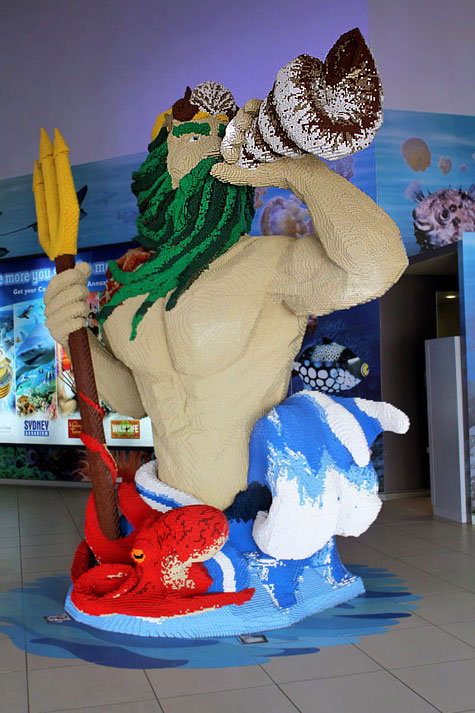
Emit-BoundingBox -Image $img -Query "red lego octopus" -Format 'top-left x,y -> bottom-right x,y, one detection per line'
70,470 -> 253,618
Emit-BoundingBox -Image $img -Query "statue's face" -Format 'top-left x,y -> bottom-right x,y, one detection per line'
166,117 -> 224,189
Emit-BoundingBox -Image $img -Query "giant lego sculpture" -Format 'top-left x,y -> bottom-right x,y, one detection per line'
34,29 -> 409,637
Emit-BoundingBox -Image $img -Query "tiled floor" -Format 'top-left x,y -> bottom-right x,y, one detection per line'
1,485 -> 475,713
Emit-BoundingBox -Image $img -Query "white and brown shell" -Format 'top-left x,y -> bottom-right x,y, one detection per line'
190,82 -> 238,120
222,28 -> 383,168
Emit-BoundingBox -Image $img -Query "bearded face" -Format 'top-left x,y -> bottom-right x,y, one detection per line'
166,117 -> 224,188
98,119 -> 255,340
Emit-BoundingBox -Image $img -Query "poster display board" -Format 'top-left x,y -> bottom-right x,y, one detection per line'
0,244 -> 153,448
459,232 -> 475,521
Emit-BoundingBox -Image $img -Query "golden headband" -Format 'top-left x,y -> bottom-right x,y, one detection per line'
151,110 -> 229,141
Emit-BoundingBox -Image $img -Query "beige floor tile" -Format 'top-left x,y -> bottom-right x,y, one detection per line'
415,590 -> 475,624
0,635 -> 26,673
360,527 -> 452,560
21,542 -> 79,559
160,684 -> 299,713
18,532 -> 81,547
401,550 -> 474,574
28,662 -> 156,713
261,644 -> 381,683
0,670 -> 28,713
440,620 -> 475,647
394,659 -> 475,713
355,625 -> 475,669
0,573 -> 22,589
21,555 -> 74,576
436,567 -> 475,594
281,670 -> 438,713
49,703 -> 162,713
0,529 -> 20,544
146,663 -> 272,698
19,524 -> 79,537
391,571 -> 464,597
26,652 -> 91,671
389,521 -> 475,555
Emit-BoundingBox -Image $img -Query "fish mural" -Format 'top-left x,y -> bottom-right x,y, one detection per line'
117,208 -> 139,224
15,315 -> 56,381
401,137 -> 431,172
292,338 -> 369,394
90,190 -> 117,206
405,179 -> 475,250
0,186 -> 88,238
326,156 -> 354,180
260,195 -> 312,238
438,156 -> 452,175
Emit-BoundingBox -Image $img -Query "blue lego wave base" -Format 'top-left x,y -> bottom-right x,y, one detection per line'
65,550 -> 365,638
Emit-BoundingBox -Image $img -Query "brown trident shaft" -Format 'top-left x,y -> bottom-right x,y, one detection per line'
33,129 -> 120,540
56,254 -> 121,540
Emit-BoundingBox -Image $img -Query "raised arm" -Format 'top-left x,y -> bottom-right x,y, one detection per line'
272,155 -> 408,315
212,153 -> 407,317
44,262 -> 146,419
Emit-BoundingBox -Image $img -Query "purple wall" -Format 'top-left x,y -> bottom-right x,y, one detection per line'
1,0 -> 368,179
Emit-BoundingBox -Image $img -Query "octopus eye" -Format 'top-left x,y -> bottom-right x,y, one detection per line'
131,548 -> 146,563
189,135 -> 201,142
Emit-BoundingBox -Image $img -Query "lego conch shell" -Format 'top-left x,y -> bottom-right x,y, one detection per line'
221,28 -> 383,168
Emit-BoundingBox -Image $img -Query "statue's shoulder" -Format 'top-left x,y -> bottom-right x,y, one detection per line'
100,246 -> 153,309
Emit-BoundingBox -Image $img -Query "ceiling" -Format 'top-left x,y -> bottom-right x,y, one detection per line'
405,244 -> 459,276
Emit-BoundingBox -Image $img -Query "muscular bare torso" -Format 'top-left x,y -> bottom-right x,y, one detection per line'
102,234 -> 307,509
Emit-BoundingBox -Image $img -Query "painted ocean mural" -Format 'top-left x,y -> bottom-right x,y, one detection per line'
0,142 -> 376,260
375,110 -> 475,258
250,143 -> 377,240
0,152 -> 147,259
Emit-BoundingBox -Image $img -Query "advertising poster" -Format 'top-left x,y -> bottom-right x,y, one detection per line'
0,244 -> 153,453
374,109 -> 475,258
459,232 -> 475,520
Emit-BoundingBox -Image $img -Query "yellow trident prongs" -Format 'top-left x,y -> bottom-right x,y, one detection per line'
33,128 -> 79,260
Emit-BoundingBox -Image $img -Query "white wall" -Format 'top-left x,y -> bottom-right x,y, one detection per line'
1,0 -> 367,179
368,0 -> 475,116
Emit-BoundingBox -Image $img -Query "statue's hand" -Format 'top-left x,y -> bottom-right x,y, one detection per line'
220,99 -> 261,165
212,156 -> 294,190
43,262 -> 91,350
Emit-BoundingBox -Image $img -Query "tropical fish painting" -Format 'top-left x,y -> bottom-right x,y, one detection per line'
374,109 -> 475,256
405,180 -> 475,250
292,338 -> 369,395
14,301 -> 56,416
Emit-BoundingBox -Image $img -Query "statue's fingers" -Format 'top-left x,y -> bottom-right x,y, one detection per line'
211,162 -> 257,185
44,282 -> 91,320
32,161 -> 51,257
54,129 -> 79,258
211,161 -> 286,188
243,98 -> 262,115
232,107 -> 255,134
45,302 -> 89,347
44,262 -> 91,305
39,128 -> 60,245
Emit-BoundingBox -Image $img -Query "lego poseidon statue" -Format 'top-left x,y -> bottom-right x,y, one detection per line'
39,29 -> 408,637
